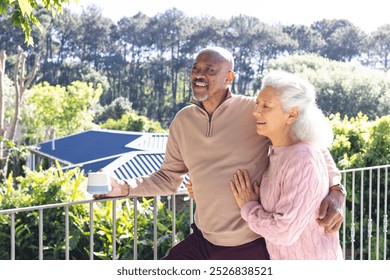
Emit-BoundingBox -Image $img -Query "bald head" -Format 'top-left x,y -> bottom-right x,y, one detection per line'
196,46 -> 235,71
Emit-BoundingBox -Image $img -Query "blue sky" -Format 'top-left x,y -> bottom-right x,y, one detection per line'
68,0 -> 389,33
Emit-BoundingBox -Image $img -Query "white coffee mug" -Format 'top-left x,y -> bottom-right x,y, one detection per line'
87,172 -> 112,194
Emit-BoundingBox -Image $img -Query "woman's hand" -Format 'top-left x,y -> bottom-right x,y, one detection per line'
185,179 -> 195,200
230,169 -> 259,209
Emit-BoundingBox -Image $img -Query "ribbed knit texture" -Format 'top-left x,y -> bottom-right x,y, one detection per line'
241,143 -> 343,259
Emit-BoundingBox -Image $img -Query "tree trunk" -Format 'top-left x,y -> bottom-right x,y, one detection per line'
0,47 -> 40,179
0,50 -> 6,173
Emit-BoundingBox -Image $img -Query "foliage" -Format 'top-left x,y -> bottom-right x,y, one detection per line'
265,54 -> 390,119
0,163 -> 189,260
328,115 -> 389,259
0,162 -> 87,259
21,81 -> 103,144
0,136 -> 29,178
93,97 -> 134,124
101,112 -> 167,133
328,114 -> 390,169
0,0 -> 76,45
2,7 -> 389,127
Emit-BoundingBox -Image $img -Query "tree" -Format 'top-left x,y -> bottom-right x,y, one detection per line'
311,19 -> 366,61
366,24 -> 390,72
283,24 -> 326,55
21,81 -> 102,144
0,47 -> 39,179
0,0 -> 77,46
262,54 -> 390,119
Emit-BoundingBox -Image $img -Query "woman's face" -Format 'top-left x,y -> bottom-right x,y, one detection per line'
252,86 -> 293,146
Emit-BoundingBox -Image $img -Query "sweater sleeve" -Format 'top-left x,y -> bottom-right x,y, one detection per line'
321,148 -> 341,187
241,154 -> 327,246
125,118 -> 189,197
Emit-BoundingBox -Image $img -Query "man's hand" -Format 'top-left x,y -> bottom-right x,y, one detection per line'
93,173 -> 129,199
317,187 -> 346,232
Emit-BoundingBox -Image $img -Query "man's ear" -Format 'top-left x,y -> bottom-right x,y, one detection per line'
226,70 -> 235,84
287,107 -> 300,124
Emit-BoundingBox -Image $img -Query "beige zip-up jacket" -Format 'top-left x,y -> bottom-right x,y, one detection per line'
126,91 -> 340,246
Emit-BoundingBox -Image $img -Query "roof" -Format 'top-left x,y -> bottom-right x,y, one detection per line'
31,129 -> 168,173
103,151 -> 189,191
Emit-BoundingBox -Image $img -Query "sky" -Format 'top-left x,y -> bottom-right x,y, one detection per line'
67,0 -> 389,33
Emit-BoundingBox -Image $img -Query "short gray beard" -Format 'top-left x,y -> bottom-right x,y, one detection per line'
192,92 -> 208,102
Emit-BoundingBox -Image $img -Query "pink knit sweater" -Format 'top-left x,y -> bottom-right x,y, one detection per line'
241,143 -> 343,259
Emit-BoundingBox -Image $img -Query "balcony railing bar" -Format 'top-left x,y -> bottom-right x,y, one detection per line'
39,209 -> 43,260
113,199 -> 117,260
376,168 -> 381,260
11,213 -> 15,260
359,170 -> 363,260
153,197 -> 158,260
65,205 -> 69,260
90,203 -> 94,260
133,198 -> 138,260
384,168 -> 388,260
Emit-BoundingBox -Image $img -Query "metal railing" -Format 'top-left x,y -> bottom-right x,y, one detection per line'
340,164 -> 389,260
0,165 -> 389,260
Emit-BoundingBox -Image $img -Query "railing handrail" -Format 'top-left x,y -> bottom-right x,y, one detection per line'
0,165 -> 388,215
0,189 -> 188,215
339,164 -> 389,173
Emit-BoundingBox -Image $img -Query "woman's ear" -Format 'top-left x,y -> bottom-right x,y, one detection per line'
287,107 -> 300,124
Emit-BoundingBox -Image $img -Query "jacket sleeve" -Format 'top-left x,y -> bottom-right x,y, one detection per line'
125,119 -> 188,197
321,148 -> 341,187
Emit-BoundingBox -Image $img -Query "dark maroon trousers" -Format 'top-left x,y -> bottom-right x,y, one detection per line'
163,223 -> 270,260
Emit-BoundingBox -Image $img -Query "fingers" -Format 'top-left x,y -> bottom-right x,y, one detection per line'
253,181 -> 260,196
93,193 -> 106,200
185,180 -> 195,199
230,181 -> 238,198
233,173 -> 242,193
318,209 -> 343,232
317,199 -> 328,219
244,170 -> 251,189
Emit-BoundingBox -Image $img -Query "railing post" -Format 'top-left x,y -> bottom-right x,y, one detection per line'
384,167 -> 388,260
89,202 -> 94,260
10,213 -> 15,260
351,171 -> 355,260
153,196 -> 158,260
112,200 -> 117,260
359,170 -> 364,260
133,198 -> 138,260
65,206 -> 69,260
368,169 -> 373,260
39,209 -> 43,260
172,194 -> 176,246
376,168 -> 381,259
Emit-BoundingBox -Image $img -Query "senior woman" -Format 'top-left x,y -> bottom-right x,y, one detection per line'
230,71 -> 343,260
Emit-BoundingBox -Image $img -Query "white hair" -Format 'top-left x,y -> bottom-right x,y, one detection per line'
261,71 -> 334,148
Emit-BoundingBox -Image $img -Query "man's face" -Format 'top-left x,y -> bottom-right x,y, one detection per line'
190,52 -> 232,102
